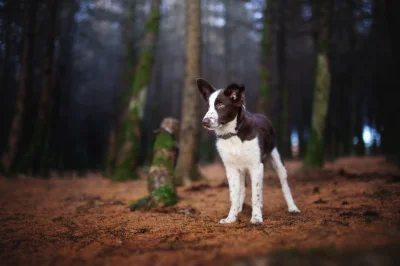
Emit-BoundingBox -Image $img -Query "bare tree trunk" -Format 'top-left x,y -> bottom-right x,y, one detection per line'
18,0 -> 59,176
129,118 -> 180,210
112,0 -> 161,181
277,0 -> 290,158
223,0 -> 236,83
1,1 -> 38,174
175,0 -> 202,186
257,0 -> 272,116
303,0 -> 332,169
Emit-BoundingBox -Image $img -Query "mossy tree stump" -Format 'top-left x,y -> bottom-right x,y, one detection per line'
129,118 -> 180,210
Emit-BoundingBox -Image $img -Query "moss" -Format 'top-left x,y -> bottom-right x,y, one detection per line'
132,49 -> 153,94
153,131 -> 175,150
303,53 -> 330,169
153,185 -> 177,206
112,109 -> 140,181
128,195 -> 152,211
147,174 -> 154,193
303,128 -> 325,169
145,5 -> 160,34
112,165 -> 137,182
152,155 -> 174,175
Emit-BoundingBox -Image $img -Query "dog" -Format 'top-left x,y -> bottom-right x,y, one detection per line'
196,78 -> 300,224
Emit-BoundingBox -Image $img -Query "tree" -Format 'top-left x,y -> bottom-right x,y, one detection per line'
175,0 -> 202,186
112,0 -> 161,181
106,1 -> 137,177
1,0 -> 38,174
257,0 -> 272,116
303,0 -> 332,169
129,118 -> 180,210
277,0 -> 290,158
18,0 -> 59,176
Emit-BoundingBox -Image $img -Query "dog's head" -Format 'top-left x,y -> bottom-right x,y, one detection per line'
196,78 -> 245,130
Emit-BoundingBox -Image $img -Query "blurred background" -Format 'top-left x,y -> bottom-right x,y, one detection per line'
0,0 -> 399,179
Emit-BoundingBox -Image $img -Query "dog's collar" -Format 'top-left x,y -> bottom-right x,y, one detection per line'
216,116 -> 244,140
216,132 -> 238,140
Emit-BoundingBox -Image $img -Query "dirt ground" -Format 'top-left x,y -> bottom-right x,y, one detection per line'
1,157 -> 400,266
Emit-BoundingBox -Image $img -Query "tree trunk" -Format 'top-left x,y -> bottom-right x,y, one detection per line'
18,0 -> 59,176
257,1 -> 272,116
303,0 -> 332,169
277,0 -> 290,158
0,6 -> 12,158
223,0 -> 236,82
129,118 -> 180,210
112,0 -> 161,181
175,0 -> 202,186
106,2 -> 136,177
1,0 -> 38,174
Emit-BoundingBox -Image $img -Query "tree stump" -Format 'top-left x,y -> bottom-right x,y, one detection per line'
129,118 -> 180,211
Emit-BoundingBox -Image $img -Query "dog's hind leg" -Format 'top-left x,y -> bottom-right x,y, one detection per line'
270,148 -> 300,213
249,163 -> 264,224
238,170 -> 246,212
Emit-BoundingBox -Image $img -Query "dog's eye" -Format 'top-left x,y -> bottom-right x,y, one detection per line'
216,101 -> 225,109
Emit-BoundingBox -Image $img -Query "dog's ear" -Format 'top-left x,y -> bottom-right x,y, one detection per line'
196,78 -> 215,102
224,83 -> 245,107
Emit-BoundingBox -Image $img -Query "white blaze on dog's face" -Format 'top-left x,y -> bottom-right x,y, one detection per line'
196,78 -> 245,130
204,90 -> 221,128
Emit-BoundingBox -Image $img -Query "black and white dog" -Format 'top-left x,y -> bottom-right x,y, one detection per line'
196,78 -> 300,224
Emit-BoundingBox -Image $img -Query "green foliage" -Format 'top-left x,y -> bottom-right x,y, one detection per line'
153,185 -> 178,206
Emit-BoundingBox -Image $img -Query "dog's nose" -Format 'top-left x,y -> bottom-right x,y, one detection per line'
202,118 -> 211,128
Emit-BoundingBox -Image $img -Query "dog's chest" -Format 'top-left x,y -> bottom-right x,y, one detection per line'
216,136 -> 261,168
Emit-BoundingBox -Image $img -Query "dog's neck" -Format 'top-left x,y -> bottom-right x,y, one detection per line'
215,106 -> 245,139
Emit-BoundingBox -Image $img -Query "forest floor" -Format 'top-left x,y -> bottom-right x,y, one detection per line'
1,157 -> 400,266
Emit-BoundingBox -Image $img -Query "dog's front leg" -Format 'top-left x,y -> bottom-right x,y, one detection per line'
220,167 -> 240,224
250,163 -> 264,224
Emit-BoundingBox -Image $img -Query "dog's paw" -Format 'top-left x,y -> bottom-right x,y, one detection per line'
288,205 -> 301,213
219,217 -> 237,224
250,215 -> 263,224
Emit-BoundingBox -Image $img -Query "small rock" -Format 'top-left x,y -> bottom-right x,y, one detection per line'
313,187 -> 320,194
342,201 -> 349,205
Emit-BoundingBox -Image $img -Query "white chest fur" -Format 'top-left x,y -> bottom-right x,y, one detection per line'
216,136 -> 261,170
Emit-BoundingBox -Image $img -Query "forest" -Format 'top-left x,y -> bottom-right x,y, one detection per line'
1,0 -> 400,265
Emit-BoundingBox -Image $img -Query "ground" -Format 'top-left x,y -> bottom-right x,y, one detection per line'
1,157 -> 400,266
